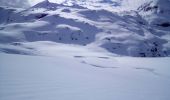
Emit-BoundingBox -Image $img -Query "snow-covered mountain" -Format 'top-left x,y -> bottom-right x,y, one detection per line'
0,0 -> 170,57
1,1 -> 170,100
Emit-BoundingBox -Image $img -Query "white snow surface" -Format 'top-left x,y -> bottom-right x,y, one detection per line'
0,52 -> 170,100
0,0 -> 170,99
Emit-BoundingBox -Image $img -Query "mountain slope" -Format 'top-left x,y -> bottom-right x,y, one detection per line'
0,1 -> 170,100
0,0 -> 170,57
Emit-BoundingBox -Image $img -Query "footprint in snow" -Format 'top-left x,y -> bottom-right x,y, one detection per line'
81,61 -> 118,69
97,56 -> 110,59
74,56 -> 110,59
74,56 -> 85,58
134,67 -> 160,76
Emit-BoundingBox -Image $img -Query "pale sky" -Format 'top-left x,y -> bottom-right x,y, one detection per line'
28,0 -> 65,6
0,0 -> 145,9
0,0 -> 66,7
0,0 -> 123,8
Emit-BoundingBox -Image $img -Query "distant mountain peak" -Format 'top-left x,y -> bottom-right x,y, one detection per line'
136,0 -> 170,26
32,0 -> 59,9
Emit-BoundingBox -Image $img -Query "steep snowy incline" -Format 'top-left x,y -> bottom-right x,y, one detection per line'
137,0 -> 170,38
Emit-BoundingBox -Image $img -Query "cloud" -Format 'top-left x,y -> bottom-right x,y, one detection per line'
28,0 -> 43,6
0,0 -> 30,8
0,0 -> 125,8
0,0 -> 66,8
28,0 -> 66,6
